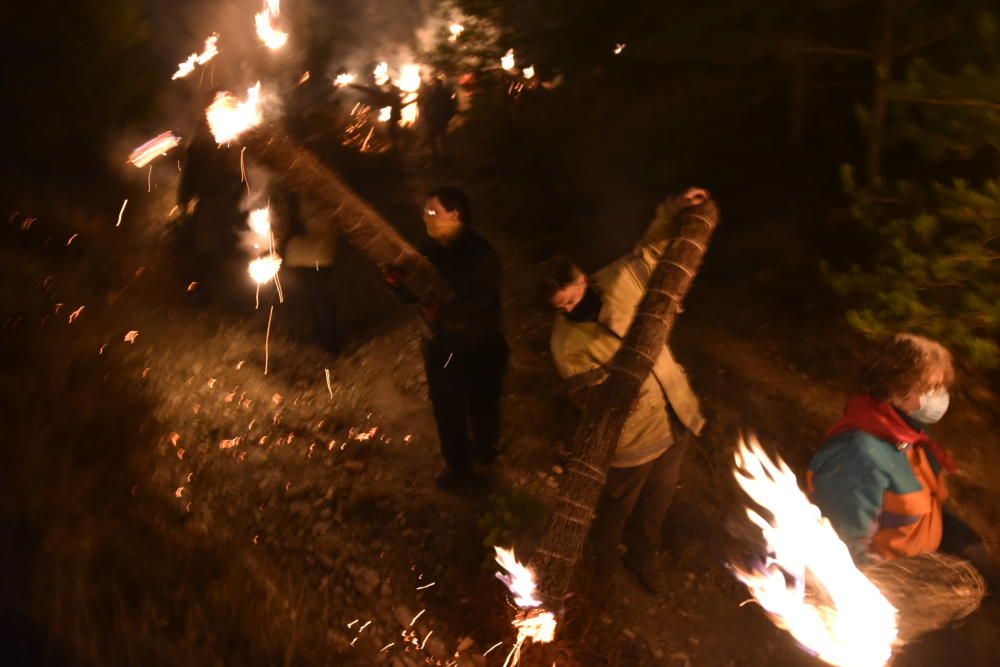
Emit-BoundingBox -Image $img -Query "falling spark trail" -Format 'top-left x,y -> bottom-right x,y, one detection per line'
324,368 -> 333,398
483,642 -> 503,656
420,630 -> 433,650
379,642 -> 395,652
147,165 -> 152,192
116,199 -> 128,227
416,582 -> 436,590
66,234 -> 78,246
264,304 -> 274,375
444,352 -> 453,368
240,147 -> 250,196
409,609 -> 426,626
358,620 -> 372,633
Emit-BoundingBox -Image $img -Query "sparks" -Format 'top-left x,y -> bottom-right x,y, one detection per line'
613,43 -> 626,55
730,436 -> 897,667
255,0 -> 288,49
377,106 -> 391,123
128,131 -> 182,168
172,33 -> 219,80
116,199 -> 128,227
448,22 -> 464,41
522,66 -> 535,80
124,330 -> 139,343
501,49 -> 516,72
264,304 -> 274,376
206,82 -> 263,144
249,254 -> 282,284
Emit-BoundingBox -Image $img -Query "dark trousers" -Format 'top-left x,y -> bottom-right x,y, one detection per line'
422,337 -> 508,474
590,438 -> 688,573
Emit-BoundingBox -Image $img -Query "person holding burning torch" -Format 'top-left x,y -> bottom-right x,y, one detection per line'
539,188 -> 709,595
808,334 -> 998,586
385,187 -> 508,495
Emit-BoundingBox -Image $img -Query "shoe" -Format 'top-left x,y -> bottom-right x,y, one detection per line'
623,553 -> 663,595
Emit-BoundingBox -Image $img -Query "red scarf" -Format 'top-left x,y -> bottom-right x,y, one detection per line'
826,394 -> 957,473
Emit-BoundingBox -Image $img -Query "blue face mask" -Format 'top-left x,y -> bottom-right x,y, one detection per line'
908,388 -> 950,424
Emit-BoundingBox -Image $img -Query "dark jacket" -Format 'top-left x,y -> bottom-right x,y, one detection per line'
404,228 -> 504,352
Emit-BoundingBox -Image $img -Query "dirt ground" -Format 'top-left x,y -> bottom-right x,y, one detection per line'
2,119 -> 998,667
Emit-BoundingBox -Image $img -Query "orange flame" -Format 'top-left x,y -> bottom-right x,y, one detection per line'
731,436 -> 898,667
206,82 -> 263,143
494,547 -> 556,666
172,33 -> 219,80
248,254 -> 282,284
255,0 -> 288,49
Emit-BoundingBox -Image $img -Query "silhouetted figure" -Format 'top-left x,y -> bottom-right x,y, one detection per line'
175,116 -> 245,302
418,79 -> 457,159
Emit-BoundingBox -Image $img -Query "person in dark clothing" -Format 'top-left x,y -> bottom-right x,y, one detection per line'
417,78 -> 457,159
175,114 -> 245,302
385,187 -> 508,493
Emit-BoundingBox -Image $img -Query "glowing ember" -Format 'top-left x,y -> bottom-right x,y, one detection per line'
248,254 -> 282,284
255,0 -> 288,49
377,106 -> 391,123
373,61 -> 389,86
494,547 -> 555,666
206,82 -> 262,143
731,436 -> 897,667
172,33 -> 219,80
448,23 -> 464,41
614,43 -> 626,55
334,72 -> 356,87
501,49 -> 516,72
128,131 -> 182,168
248,206 -> 271,239
522,65 -> 535,80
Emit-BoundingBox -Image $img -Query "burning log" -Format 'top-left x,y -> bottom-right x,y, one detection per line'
236,124 -> 455,305
530,196 -> 720,611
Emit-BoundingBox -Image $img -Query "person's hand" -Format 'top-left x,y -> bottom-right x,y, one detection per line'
676,187 -> 709,208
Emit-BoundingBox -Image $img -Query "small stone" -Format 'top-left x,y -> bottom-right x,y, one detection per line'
688,637 -> 700,648
622,628 -> 636,640
545,476 -> 559,489
552,465 -> 564,475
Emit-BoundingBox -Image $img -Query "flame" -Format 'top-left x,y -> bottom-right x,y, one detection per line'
613,43 -> 626,55
394,64 -> 421,127
395,64 -> 421,93
373,61 -> 389,86
731,436 -> 898,667
334,72 -> 356,87
522,66 -> 535,80
255,0 -> 288,49
206,82 -> 263,143
377,106 -> 391,123
128,131 -> 181,168
248,254 -> 282,284
448,23 -> 464,41
494,547 -> 555,666
248,206 -> 271,239
172,33 -> 219,80
501,49 -> 516,71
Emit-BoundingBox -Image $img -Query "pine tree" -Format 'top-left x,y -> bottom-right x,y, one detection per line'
828,9 -> 1000,368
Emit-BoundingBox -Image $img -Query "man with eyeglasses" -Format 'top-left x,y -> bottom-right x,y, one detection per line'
385,187 -> 508,494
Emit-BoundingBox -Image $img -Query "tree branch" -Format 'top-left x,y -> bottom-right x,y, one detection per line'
888,94 -> 1000,111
